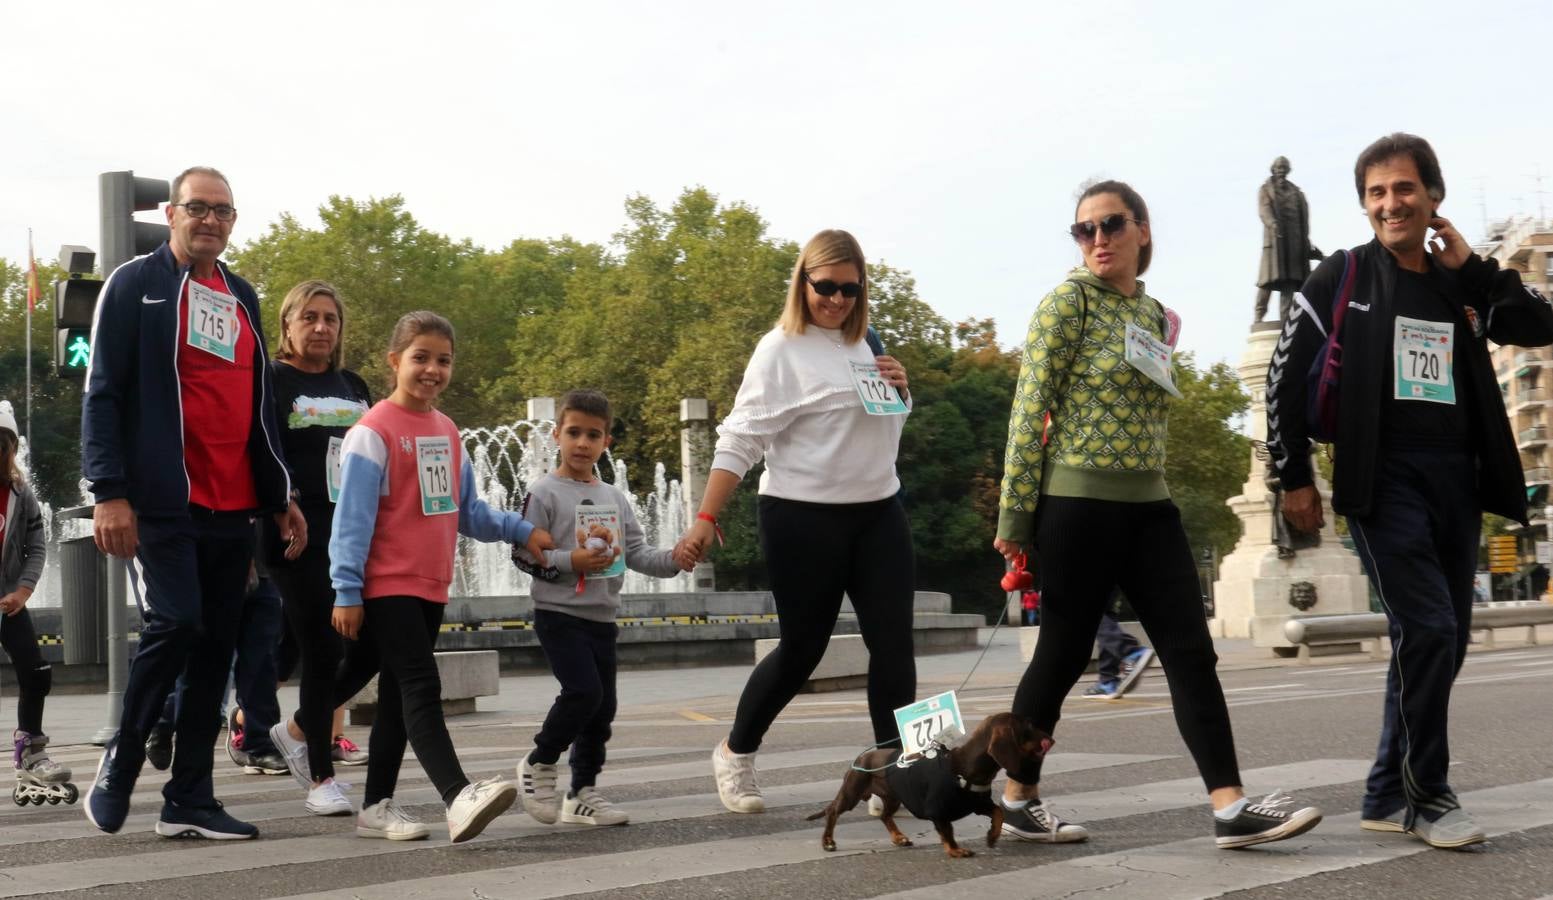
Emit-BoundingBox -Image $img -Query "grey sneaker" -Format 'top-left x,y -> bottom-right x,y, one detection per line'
1360,807 -> 1407,833
1410,807 -> 1485,849
1001,798 -> 1090,843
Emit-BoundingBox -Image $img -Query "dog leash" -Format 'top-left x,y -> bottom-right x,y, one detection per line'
848,593 -> 1015,774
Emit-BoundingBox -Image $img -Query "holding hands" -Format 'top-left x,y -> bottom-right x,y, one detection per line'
673,516 -> 717,571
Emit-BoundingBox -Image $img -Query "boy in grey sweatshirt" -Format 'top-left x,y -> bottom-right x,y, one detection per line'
511,390 -> 687,826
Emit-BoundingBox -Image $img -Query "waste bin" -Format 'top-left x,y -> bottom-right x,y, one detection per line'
58,535 -> 107,665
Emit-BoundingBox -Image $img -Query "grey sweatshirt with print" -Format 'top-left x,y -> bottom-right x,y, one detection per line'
513,473 -> 680,623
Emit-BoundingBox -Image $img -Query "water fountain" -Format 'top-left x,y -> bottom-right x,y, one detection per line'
454,402 -> 692,596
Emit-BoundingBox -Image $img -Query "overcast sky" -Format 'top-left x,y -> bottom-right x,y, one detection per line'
5,0 -> 1551,378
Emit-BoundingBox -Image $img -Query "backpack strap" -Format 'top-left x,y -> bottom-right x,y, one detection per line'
1329,249 -> 1356,333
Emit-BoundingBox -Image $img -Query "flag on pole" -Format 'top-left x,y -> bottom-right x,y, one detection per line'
27,230 -> 40,311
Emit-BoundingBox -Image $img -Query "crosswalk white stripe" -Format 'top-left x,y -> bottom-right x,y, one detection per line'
0,752 -> 1174,848
249,759 -> 1373,900
0,752 -> 1174,894
873,778 -> 1553,900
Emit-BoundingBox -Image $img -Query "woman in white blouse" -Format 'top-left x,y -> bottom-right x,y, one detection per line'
676,229 -> 916,815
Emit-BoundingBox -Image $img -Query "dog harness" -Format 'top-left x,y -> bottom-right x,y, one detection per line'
883,750 -> 996,822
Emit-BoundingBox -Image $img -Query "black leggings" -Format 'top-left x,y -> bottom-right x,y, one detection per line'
1012,497 -> 1240,790
347,596 -> 469,807
728,496 -> 917,754
272,545 -> 379,780
0,608 -> 49,734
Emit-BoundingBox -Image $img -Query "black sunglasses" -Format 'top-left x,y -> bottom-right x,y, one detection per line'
1069,213 -> 1141,244
804,271 -> 863,300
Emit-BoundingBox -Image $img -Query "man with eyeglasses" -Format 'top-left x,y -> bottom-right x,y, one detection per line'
82,165 -> 305,839
1266,133 -> 1553,849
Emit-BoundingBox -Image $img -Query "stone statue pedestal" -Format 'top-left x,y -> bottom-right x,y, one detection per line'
1208,329 -> 1371,650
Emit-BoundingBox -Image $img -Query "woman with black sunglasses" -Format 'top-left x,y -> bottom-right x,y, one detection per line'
991,180 -> 1324,849
675,229 -> 916,815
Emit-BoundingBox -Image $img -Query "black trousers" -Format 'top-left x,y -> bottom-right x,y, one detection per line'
0,607 -> 49,734
728,496 -> 917,754
1348,448 -> 1479,826
272,545 -> 378,780
349,596 -> 468,807
1012,497 -> 1241,791
530,609 -> 618,792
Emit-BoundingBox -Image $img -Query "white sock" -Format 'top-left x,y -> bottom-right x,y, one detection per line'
1001,795 -> 1034,811
1214,798 -> 1249,821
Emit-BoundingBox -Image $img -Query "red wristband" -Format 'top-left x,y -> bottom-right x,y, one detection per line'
697,512 -> 725,547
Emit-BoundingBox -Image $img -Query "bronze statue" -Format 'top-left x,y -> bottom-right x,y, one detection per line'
1254,157 -> 1322,326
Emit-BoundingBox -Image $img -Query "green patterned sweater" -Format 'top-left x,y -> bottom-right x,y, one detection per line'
996,268 -> 1175,544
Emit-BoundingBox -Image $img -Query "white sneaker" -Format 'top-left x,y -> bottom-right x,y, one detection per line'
305,778 -> 354,817
357,798 -> 429,841
517,752 -> 559,824
447,778 -> 517,843
268,722 -> 313,791
711,740 -> 764,813
561,786 -> 629,826
868,795 -> 885,817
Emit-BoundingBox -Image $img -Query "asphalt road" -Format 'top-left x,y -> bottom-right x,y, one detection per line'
4,631 -> 1550,899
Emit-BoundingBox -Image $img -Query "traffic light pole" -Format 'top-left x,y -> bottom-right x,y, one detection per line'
93,557 -> 130,745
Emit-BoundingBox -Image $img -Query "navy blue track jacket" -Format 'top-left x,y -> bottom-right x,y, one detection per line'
81,243 -> 291,517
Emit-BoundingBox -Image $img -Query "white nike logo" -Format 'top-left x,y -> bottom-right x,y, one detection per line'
141,295 -> 167,304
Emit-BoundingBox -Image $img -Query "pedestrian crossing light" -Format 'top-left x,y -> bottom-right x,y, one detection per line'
56,329 -> 92,375
54,264 -> 103,378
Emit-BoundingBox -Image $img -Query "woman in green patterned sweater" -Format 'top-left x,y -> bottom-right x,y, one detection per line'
990,180 -> 1323,850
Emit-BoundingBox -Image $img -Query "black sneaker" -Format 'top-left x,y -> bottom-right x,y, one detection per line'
242,747 -> 290,777
145,724 -> 174,771
84,741 -> 135,834
1215,790 -> 1323,849
155,800 -> 259,840
1000,798 -> 1090,843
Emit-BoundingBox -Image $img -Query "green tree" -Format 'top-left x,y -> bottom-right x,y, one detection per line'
227,196 -> 517,427
1165,354 -> 1250,557
0,257 -> 88,509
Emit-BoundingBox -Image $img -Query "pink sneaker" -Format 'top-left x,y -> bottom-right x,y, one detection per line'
332,736 -> 369,767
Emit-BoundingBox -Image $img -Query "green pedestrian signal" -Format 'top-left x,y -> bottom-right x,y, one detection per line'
56,328 -> 92,377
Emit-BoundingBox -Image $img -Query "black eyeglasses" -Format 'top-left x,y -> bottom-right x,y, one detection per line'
1069,213 -> 1140,244
804,271 -> 863,300
173,201 -> 237,222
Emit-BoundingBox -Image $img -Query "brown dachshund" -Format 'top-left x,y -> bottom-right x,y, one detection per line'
806,712 -> 1053,858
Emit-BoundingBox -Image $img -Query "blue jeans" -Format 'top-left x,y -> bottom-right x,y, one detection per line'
159,576 -> 284,756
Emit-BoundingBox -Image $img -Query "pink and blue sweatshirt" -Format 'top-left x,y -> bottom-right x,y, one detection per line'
329,400 -> 535,607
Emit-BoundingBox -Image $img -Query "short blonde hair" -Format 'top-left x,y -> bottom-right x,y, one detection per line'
779,229 -> 869,345
276,279 -> 345,370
